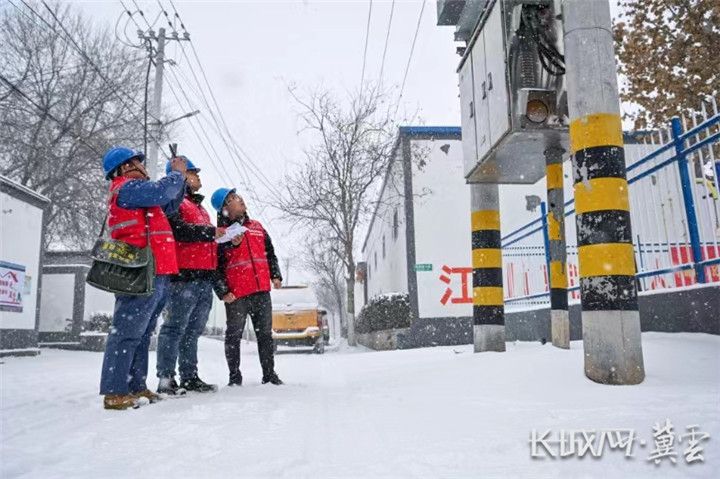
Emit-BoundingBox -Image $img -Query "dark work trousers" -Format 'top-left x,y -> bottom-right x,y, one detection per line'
100,275 -> 171,395
156,279 -> 214,381
224,291 -> 275,379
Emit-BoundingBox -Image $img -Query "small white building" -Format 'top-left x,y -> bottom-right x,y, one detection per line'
359,126 -> 475,346
39,251 -> 115,347
0,175 -> 50,356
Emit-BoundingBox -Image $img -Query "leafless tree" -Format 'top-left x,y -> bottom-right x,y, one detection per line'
0,2 -> 154,250
276,85 -> 400,345
302,235 -> 346,340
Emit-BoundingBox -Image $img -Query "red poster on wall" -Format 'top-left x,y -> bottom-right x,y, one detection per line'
0,261 -> 26,313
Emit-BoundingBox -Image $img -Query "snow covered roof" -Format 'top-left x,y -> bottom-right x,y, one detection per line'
0,175 -> 50,208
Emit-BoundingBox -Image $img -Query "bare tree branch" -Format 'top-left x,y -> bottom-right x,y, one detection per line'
274,84 -> 405,341
0,2 -> 157,250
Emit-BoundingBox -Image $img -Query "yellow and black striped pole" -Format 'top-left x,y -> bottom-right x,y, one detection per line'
545,147 -> 570,348
471,184 -> 505,352
563,0 -> 644,383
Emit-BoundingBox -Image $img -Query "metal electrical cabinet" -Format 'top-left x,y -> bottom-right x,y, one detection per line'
452,0 -> 569,184
459,57 -> 478,174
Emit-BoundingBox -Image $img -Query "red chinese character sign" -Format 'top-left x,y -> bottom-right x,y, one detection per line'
439,265 -> 473,305
0,261 -> 26,313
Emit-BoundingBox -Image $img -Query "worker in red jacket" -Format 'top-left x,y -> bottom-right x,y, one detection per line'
211,188 -> 283,386
99,146 -> 186,410
156,157 -> 227,395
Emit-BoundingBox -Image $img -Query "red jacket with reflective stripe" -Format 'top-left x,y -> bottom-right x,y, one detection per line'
175,196 -> 217,271
108,177 -> 179,275
223,219 -> 271,298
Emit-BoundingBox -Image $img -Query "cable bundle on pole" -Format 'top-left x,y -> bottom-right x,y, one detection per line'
519,5 -> 565,77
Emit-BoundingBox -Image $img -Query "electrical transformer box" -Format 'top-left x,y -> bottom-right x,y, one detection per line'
449,0 -> 569,184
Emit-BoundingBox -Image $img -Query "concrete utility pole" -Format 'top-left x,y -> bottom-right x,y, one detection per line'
138,27 -> 192,178
147,28 -> 166,180
283,257 -> 291,285
471,184 -> 505,352
562,0 -> 644,384
347,281 -> 357,346
545,147 -> 569,349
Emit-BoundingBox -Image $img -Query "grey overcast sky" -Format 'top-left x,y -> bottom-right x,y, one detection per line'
64,0 -> 622,284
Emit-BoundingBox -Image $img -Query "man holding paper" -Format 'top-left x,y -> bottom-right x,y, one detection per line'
211,188 -> 284,386
155,157 -> 227,395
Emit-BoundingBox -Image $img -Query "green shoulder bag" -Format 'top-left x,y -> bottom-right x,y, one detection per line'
86,211 -> 155,296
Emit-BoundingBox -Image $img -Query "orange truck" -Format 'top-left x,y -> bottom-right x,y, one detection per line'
270,286 -> 328,354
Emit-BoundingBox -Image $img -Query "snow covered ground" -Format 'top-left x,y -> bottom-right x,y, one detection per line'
1,333 -> 718,478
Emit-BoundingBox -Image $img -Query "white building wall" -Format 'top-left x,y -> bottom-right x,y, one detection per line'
38,274 -> 74,333
411,137 -> 472,319
83,284 -> 115,321
354,280 -> 366,313
363,146 -> 408,301
0,192 -> 44,330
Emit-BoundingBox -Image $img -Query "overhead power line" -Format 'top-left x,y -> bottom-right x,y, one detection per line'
118,0 -> 144,33
160,0 -> 284,204
163,65 -> 236,181
131,0 -> 164,31
12,0 -> 163,144
187,40 -> 282,197
396,1 -> 426,113
165,65 -> 245,179
152,2 -> 252,189
40,0 -> 163,130
378,0 -> 396,86
2,55 -> 146,90
359,0 -> 374,94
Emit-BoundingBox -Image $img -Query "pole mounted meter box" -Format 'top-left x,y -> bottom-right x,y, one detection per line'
438,0 -> 569,184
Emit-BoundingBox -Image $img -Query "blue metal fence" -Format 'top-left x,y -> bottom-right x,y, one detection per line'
502,97 -> 720,309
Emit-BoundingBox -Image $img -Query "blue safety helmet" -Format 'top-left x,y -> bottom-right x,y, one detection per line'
211,187 -> 236,212
102,146 -> 145,180
165,155 -> 200,175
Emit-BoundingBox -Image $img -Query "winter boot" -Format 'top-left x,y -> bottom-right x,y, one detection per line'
103,394 -> 138,410
262,372 -> 284,385
180,375 -> 218,393
157,377 -> 186,396
228,371 -> 243,387
133,389 -> 162,403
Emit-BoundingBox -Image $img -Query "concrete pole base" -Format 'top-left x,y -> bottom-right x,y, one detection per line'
473,325 -> 506,353
347,314 -> 357,347
582,311 -> 645,385
550,309 -> 570,349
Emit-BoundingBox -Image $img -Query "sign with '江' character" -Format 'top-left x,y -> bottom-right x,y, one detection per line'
0,261 -> 26,313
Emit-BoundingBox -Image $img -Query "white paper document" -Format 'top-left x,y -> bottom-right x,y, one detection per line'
215,222 -> 248,243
